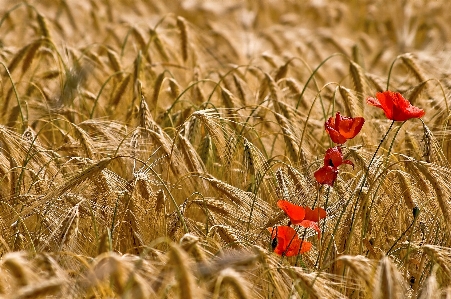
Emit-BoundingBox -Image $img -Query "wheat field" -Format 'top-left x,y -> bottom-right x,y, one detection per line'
0,0 -> 450,298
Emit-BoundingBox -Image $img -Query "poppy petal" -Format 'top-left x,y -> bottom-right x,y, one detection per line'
298,240 -> 312,254
267,226 -> 302,257
324,146 -> 344,167
277,200 -> 306,224
314,165 -> 337,186
336,114 -> 365,139
325,116 -> 347,144
367,96 -> 382,108
300,220 -> 321,238
304,207 -> 327,222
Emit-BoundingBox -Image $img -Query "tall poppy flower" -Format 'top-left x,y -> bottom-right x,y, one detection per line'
314,146 -> 353,186
325,112 -> 365,144
267,226 -> 312,256
277,200 -> 326,237
367,91 -> 425,121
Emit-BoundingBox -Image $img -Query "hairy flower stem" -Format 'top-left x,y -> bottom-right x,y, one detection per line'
346,120 -> 395,254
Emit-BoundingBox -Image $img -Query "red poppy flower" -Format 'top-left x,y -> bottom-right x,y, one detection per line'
267,226 -> 312,256
325,112 -> 365,144
367,91 -> 425,121
314,147 -> 353,186
277,200 -> 326,237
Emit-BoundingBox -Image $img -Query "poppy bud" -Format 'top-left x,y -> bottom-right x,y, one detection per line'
413,206 -> 420,219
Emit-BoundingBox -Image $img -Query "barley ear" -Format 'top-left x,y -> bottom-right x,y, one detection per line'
36,13 -> 51,40
176,16 -> 188,62
213,268 -> 249,299
373,256 -> 405,299
169,243 -> 195,299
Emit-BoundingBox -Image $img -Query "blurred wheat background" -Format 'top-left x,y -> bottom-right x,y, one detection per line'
0,0 -> 450,298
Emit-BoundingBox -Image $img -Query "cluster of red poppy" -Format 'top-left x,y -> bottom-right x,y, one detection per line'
314,112 -> 364,186
267,200 -> 327,256
268,91 -> 425,257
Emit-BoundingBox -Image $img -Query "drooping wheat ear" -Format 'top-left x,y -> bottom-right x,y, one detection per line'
213,268 -> 249,299
252,246 -> 288,298
243,138 -> 255,176
7,44 -> 33,74
265,73 -> 283,112
131,27 -> 147,51
339,86 -> 362,117
220,88 -> 236,110
206,176 -> 246,206
13,278 -> 63,299
39,69 -> 60,80
275,168 -> 290,200
136,177 -> 155,200
209,225 -> 242,248
107,49 -> 123,78
373,256 -> 405,299
139,94 -> 153,133
400,53 -> 427,83
274,61 -> 289,82
401,156 -> 431,196
338,255 -> 376,289
73,124 -> 95,159
111,74 -> 131,107
36,13 -> 51,40
169,243 -> 195,299
176,16 -> 188,62
284,77 -> 301,95
168,78 -> 181,99
394,170 -> 415,209
414,162 -> 451,232
366,73 -> 385,92
262,53 -> 277,68
35,253 -> 57,278
407,80 -> 428,105
149,28 -> 169,62
232,74 -> 247,106
19,158 -> 112,218
21,39 -> 41,74
124,272 -> 149,299
273,112 -> 299,163
192,197 -> 231,219
123,194 -> 145,254
423,245 -> 451,277
257,73 -> 269,102
192,69 -> 205,103
151,72 -> 165,108
405,130 -> 423,159
417,265 -> 438,299
179,233 -> 207,263
179,133 -> 206,174
349,60 -> 367,97
92,254 -> 128,295
59,204 -> 80,250
286,163 -> 316,200
286,268 -> 345,298
421,123 -> 448,167
2,252 -> 33,287
199,133 -> 212,166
